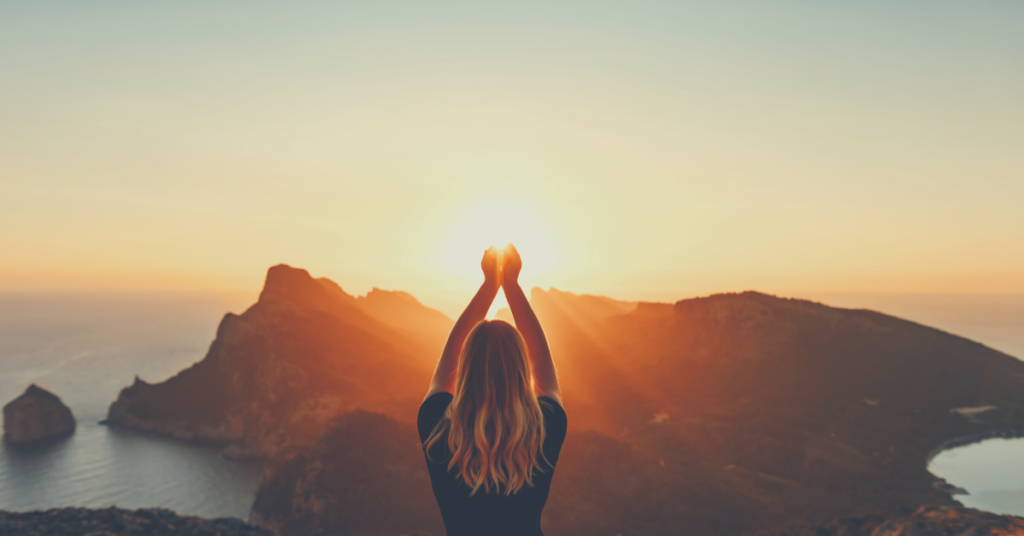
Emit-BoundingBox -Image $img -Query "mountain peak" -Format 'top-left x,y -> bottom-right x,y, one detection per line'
260,264 -> 319,301
257,264 -> 357,311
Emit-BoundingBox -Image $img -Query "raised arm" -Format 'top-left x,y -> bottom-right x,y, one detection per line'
424,246 -> 501,401
501,244 -> 561,405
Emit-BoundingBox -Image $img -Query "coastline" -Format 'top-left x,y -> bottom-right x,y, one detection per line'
925,429 -> 1024,466
926,429 -> 1024,517
97,418 -> 250,459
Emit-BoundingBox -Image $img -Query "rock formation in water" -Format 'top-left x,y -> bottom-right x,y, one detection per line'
3,384 -> 76,444
748,504 -> 1024,535
104,264 -> 452,459
0,507 -> 273,536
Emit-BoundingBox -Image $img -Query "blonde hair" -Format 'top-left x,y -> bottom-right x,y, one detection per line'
424,320 -> 549,496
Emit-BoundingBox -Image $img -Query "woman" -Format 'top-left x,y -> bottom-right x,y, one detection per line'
418,244 -> 567,536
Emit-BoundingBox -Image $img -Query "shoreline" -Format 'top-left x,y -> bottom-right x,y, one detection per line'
925,428 -> 1024,466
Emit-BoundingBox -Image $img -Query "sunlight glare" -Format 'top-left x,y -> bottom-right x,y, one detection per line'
439,199 -> 557,287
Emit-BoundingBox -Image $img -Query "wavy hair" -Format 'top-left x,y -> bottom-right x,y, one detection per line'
424,320 -> 549,496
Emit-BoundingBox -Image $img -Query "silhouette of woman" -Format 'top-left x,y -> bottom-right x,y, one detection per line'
418,244 -> 567,536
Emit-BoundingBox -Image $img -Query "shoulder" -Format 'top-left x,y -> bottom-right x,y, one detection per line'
538,396 -> 567,432
417,392 -> 453,443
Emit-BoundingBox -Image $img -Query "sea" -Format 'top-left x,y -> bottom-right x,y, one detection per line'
0,291 -> 261,519
0,291 -> 1022,520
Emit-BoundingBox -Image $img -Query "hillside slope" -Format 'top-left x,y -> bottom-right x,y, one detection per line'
532,289 -> 1024,527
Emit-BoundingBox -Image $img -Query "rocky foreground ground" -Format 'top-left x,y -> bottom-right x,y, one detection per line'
749,505 -> 1024,535
2,504 -> 1021,536
0,507 -> 273,536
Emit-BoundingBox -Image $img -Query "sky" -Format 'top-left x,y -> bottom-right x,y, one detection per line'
2,0 -> 1022,316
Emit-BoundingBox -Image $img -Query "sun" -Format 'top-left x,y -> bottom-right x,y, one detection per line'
438,199 -> 558,285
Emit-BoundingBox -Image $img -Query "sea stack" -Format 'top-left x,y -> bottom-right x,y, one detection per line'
3,384 -> 76,444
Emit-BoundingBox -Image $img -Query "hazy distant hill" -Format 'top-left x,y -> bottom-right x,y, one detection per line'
105,264 -> 451,459
106,267 -> 1024,534
356,287 -> 453,352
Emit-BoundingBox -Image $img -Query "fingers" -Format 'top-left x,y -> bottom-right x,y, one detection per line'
481,246 -> 501,285
503,243 -> 521,265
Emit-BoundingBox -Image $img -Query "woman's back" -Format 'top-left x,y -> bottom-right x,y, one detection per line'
418,392 -> 568,536
419,244 -> 565,535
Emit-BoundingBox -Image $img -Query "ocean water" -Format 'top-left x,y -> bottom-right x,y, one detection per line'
0,291 -> 261,519
930,438 -> 1024,518
0,291 -> 1021,520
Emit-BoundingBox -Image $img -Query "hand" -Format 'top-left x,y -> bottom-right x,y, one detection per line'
481,246 -> 500,288
501,243 -> 522,286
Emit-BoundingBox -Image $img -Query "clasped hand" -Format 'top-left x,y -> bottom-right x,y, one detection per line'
481,244 -> 522,288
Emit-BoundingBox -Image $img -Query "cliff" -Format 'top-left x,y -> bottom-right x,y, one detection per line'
0,507 -> 272,536
104,264 -> 452,459
3,384 -> 76,444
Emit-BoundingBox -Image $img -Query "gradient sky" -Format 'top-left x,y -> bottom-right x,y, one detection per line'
2,1 -> 1022,315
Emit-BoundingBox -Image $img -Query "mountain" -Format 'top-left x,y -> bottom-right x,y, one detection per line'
356,288 -> 453,352
104,264 -> 452,459
530,289 -> 1024,529
261,288 -> 1024,534
104,266 -> 1024,533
